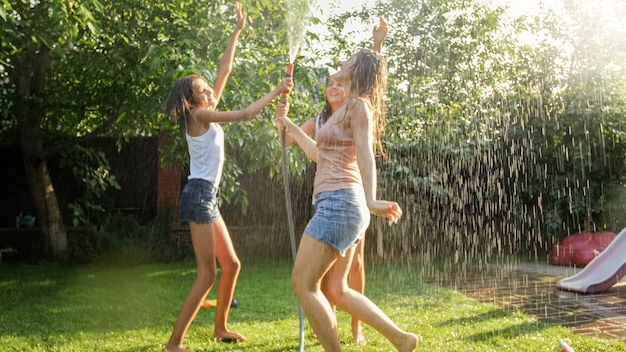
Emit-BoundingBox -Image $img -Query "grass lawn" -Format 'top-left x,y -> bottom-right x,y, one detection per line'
1,258 -> 624,351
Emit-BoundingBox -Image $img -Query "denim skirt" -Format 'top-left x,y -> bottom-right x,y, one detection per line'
179,179 -> 221,224
304,188 -> 370,256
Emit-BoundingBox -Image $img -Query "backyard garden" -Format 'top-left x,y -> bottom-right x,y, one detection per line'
1,0 -> 626,351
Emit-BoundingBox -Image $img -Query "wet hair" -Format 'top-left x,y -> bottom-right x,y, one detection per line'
318,76 -> 340,126
318,97 -> 333,126
349,48 -> 388,155
164,75 -> 206,129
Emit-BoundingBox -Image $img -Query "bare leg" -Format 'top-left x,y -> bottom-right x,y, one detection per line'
348,236 -> 366,345
311,275 -> 334,339
212,218 -> 245,342
165,222 -> 217,352
318,244 -> 355,339
318,235 -> 366,344
291,234 -> 342,352
325,247 -> 418,352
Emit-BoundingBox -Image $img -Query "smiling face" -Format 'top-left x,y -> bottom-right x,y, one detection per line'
325,77 -> 345,113
191,78 -> 217,110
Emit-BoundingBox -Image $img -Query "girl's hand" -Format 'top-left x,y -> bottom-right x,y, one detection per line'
368,200 -> 402,225
373,16 -> 388,46
275,102 -> 289,121
274,103 -> 298,132
277,77 -> 293,96
275,102 -> 289,131
234,2 -> 247,31
274,111 -> 295,129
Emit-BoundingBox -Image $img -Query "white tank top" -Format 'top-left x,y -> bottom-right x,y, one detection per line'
186,123 -> 224,185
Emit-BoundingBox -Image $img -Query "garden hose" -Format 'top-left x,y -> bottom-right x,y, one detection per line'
280,70 -> 305,351
281,128 -> 305,352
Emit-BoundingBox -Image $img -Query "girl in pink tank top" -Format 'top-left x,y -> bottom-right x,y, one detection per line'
275,47 -> 418,351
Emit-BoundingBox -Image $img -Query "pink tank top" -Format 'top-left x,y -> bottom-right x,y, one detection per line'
313,112 -> 362,197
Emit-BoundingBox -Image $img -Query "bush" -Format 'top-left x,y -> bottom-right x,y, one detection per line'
95,208 -> 181,265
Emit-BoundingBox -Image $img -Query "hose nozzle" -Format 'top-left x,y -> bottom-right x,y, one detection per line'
281,63 -> 294,103
285,63 -> 294,78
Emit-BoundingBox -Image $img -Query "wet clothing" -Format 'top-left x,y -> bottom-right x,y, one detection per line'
179,179 -> 221,224
313,111 -> 363,197
304,188 -> 369,256
181,123 -> 224,224
186,123 -> 224,185
305,110 -> 369,255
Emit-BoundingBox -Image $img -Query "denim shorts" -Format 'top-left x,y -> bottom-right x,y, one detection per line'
179,179 -> 221,224
304,188 -> 370,256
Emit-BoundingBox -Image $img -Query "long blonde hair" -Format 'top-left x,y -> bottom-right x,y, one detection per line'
349,49 -> 388,156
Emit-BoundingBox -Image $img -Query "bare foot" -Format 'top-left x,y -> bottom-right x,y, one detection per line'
213,330 -> 246,342
163,344 -> 190,352
352,325 -> 367,346
393,332 -> 418,352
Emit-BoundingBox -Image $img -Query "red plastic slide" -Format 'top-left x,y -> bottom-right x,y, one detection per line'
556,227 -> 626,294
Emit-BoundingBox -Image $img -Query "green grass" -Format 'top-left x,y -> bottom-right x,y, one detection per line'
1,258 -> 624,351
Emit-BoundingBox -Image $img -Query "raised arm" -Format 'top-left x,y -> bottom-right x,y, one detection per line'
372,16 -> 387,54
195,78 -> 292,124
275,103 -> 318,162
213,2 -> 247,106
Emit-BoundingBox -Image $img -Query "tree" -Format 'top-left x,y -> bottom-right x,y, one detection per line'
0,0 -> 297,260
1,0 -> 106,260
316,0 -> 626,260
321,0 -> 527,259
505,0 -> 626,236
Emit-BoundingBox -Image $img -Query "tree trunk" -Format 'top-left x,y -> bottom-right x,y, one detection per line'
12,47 -> 69,261
21,152 -> 69,260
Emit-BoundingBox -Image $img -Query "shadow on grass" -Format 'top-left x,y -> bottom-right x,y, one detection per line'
2,259 -> 624,352
437,308 -> 553,341
0,259 -> 300,339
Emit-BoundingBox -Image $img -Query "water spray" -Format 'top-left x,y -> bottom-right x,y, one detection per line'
278,61 -> 305,352
282,0 -> 310,349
